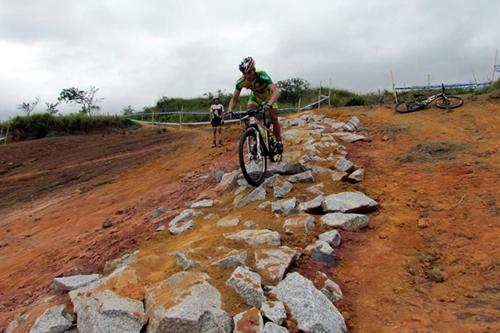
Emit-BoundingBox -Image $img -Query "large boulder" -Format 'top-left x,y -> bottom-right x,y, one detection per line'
271,272 -> 347,333
145,272 -> 232,333
305,241 -> 336,266
322,191 -> 378,213
226,267 -> 264,308
287,170 -> 314,184
321,212 -> 369,231
70,290 -> 147,333
29,305 -> 73,333
224,229 -> 280,247
273,179 -> 294,199
297,195 -> 324,213
254,246 -> 298,285
53,274 -> 102,291
333,157 -> 355,173
263,322 -> 289,333
318,230 -> 342,247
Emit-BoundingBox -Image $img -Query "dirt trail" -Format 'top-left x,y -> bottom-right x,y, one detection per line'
1,97 -> 499,332
325,97 -> 500,332
0,126 -> 242,330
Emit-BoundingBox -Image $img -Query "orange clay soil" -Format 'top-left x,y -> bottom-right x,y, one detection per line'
1,96 -> 499,333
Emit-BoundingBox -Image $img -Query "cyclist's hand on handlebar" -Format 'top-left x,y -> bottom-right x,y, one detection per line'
262,103 -> 272,112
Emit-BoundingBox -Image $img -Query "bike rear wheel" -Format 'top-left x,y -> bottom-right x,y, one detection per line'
239,127 -> 267,186
435,95 -> 463,109
395,101 -> 424,113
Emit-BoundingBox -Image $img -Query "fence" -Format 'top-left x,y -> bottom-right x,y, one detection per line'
395,82 -> 491,91
130,95 -> 330,126
0,126 -> 9,144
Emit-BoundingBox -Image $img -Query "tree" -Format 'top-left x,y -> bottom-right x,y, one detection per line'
45,102 -> 60,114
122,105 -> 135,115
276,78 -> 311,104
18,97 -> 40,116
203,89 -> 232,105
58,86 -> 103,116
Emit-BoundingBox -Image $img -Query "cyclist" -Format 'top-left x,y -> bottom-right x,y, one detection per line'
209,96 -> 224,147
227,56 -> 283,153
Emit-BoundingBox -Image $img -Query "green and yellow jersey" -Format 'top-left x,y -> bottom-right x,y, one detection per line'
235,70 -> 277,107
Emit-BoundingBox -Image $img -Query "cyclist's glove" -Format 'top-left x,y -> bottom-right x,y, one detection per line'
262,103 -> 272,112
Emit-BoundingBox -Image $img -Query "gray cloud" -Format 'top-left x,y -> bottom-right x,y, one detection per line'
0,0 -> 498,120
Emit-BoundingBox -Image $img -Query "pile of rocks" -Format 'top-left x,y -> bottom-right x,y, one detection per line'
13,111 -> 377,333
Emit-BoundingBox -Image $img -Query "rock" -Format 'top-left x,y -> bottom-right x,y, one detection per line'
169,209 -> 199,227
211,250 -> 247,268
273,180 -> 294,199
283,214 -> 315,234
282,129 -> 303,141
169,219 -> 196,235
320,212 -> 369,231
306,241 -> 336,266
264,322 -> 289,333
322,191 -> 378,213
29,305 -> 73,333
267,161 -> 305,175
347,168 -> 364,183
146,272 -> 232,333
330,170 -> 348,181
103,251 -> 138,275
214,170 -> 225,182
102,219 -> 113,228
307,165 -> 331,174
234,185 -> 247,196
306,183 -> 324,196
244,220 -> 256,227
203,213 -> 219,220
337,133 -> 366,143
237,178 -> 249,187
174,252 -> 198,270
324,118 -> 345,129
254,246 -> 298,284
233,308 -> 264,333
216,170 -> 240,192
156,225 -> 166,232
272,272 -> 347,333
261,301 -> 287,325
318,230 -> 342,247
53,274 -> 102,291
322,279 -> 343,303
224,229 -> 281,247
271,197 -> 297,214
235,186 -> 266,208
298,195 -> 324,213
217,217 -> 240,227
226,267 -> 265,308
334,157 -> 355,173
190,199 -> 214,208
287,170 -> 314,183
151,208 -> 167,219
343,116 -> 362,131
257,201 -> 271,209
70,290 -> 147,333
6,314 -> 28,333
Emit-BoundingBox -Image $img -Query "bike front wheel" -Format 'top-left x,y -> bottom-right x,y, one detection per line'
395,101 -> 424,113
435,95 -> 463,109
239,128 -> 267,186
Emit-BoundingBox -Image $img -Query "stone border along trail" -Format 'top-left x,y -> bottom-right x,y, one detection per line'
11,112 -> 378,333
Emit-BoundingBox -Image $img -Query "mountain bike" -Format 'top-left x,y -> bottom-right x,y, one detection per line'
395,84 -> 464,113
234,105 -> 282,186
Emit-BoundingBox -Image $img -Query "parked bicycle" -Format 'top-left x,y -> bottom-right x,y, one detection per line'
233,105 -> 282,186
395,84 -> 464,113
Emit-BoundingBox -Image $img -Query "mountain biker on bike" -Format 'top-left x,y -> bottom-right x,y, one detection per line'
210,96 -> 224,147
227,56 -> 283,153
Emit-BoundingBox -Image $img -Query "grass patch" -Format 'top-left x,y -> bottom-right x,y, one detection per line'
379,124 -> 410,135
400,141 -> 467,163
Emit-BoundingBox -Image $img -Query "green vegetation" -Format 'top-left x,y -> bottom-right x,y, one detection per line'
491,78 -> 500,90
6,113 -> 135,140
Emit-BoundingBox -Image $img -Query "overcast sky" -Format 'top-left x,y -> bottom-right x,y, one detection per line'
0,0 -> 498,120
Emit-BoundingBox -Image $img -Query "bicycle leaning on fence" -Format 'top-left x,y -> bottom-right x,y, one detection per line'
233,105 -> 282,186
395,84 -> 464,113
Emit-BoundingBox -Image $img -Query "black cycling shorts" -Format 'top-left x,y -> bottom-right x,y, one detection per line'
211,117 -> 222,127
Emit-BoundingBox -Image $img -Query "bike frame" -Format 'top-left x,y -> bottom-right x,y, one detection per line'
241,108 -> 273,157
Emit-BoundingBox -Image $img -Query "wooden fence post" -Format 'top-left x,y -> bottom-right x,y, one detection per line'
318,81 -> 322,110
328,78 -> 332,106
297,97 -> 301,113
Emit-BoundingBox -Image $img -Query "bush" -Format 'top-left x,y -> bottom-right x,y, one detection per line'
492,79 -> 500,90
345,95 -> 366,106
8,113 -> 135,141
